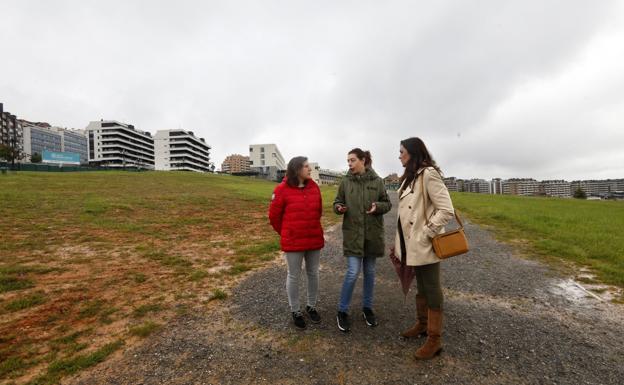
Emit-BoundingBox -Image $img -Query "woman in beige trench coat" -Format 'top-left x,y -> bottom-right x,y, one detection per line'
395,137 -> 455,360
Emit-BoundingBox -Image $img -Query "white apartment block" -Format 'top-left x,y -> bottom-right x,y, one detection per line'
249,144 -> 286,180
570,179 -> 624,197
309,162 -> 321,184
540,180 -> 571,198
154,129 -> 211,172
443,177 -> 460,192
249,144 -> 286,169
490,178 -> 503,194
318,168 -> 343,185
502,178 -> 540,196
466,179 -> 491,194
85,120 -> 154,169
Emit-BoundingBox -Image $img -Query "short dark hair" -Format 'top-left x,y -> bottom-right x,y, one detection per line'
348,148 -> 372,168
286,156 -> 308,187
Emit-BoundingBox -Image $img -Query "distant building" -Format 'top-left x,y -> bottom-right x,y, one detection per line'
385,173 -> 401,190
464,179 -> 490,194
154,129 -> 211,172
221,154 -> 250,174
570,179 -> 624,197
502,178 -> 540,196
539,180 -> 571,198
85,120 -> 155,169
444,177 -> 460,192
490,178 -> 503,194
309,162 -> 321,184
0,103 -> 25,161
22,122 -> 88,164
249,143 -> 286,181
319,168 -> 343,185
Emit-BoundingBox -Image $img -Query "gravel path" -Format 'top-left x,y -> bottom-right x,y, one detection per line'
71,193 -> 624,385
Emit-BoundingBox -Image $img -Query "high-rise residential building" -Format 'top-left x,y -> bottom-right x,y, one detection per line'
85,120 -> 154,169
319,168 -> 343,185
501,178 -> 540,196
490,178 -> 503,194
570,179 -> 624,197
249,143 -> 286,181
444,177 -> 460,192
539,180 -> 571,198
221,154 -> 250,174
464,179 -> 491,194
309,162 -> 321,184
154,129 -> 211,172
0,103 -> 24,161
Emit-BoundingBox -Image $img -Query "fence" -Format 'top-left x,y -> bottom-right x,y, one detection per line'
0,162 -> 147,173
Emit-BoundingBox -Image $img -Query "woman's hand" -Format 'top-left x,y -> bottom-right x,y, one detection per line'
366,202 -> 377,214
336,204 -> 348,213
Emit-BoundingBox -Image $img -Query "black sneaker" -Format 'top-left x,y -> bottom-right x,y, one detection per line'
362,307 -> 378,327
292,311 -> 306,329
336,311 -> 350,332
306,306 -> 321,323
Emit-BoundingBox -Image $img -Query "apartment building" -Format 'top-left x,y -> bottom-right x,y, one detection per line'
444,177 -> 460,192
502,178 -> 540,196
490,178 -> 503,194
221,154 -> 250,174
85,120 -> 154,169
539,180 -> 571,198
249,144 -> 286,181
570,179 -> 624,197
0,103 -> 24,160
154,129 -> 211,172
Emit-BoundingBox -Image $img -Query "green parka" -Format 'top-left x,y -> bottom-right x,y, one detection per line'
333,168 -> 392,258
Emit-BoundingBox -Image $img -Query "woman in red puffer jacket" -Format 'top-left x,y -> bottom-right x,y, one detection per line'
269,156 -> 324,329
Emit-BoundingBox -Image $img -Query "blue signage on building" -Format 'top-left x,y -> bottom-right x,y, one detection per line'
42,150 -> 81,165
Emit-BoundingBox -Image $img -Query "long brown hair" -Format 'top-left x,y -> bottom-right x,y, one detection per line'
399,137 -> 441,188
286,156 -> 308,187
348,148 -> 372,168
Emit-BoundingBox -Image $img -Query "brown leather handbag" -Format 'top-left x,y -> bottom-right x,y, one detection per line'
421,174 -> 469,259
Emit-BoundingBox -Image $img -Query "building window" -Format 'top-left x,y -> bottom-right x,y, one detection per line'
249,147 -> 253,152
260,147 -> 264,152
261,160 -> 265,165
260,154 -> 265,159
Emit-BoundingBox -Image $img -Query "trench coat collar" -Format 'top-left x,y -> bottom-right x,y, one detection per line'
399,167 -> 427,200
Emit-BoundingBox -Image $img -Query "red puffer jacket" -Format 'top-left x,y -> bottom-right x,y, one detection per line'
268,178 -> 325,252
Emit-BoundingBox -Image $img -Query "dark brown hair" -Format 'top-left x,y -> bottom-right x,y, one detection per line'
399,137 -> 441,188
348,148 -> 372,168
286,156 -> 308,187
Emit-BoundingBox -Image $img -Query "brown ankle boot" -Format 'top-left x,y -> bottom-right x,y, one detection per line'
414,308 -> 443,360
401,295 -> 428,338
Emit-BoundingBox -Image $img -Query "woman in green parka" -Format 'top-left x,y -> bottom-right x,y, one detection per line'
334,148 -> 392,332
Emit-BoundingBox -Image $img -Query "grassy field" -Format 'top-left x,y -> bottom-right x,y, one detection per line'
0,171 -> 338,384
451,192 -> 624,290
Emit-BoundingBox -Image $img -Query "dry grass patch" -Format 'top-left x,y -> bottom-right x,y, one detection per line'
0,171 -> 339,384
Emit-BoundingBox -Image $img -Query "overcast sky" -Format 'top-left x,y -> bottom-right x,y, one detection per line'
1,0 -> 623,181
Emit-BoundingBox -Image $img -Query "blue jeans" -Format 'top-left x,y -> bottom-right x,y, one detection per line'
338,256 -> 376,312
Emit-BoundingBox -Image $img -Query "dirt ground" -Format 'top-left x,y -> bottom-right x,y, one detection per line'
68,193 -> 624,385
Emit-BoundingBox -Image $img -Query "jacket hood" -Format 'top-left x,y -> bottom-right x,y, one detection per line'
346,167 -> 379,181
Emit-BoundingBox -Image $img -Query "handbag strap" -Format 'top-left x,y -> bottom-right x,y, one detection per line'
420,169 -> 464,230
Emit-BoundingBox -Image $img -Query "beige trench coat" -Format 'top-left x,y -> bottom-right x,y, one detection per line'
394,167 -> 455,266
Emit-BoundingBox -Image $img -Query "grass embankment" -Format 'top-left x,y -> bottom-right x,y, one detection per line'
451,192 -> 624,290
0,171 -> 338,384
